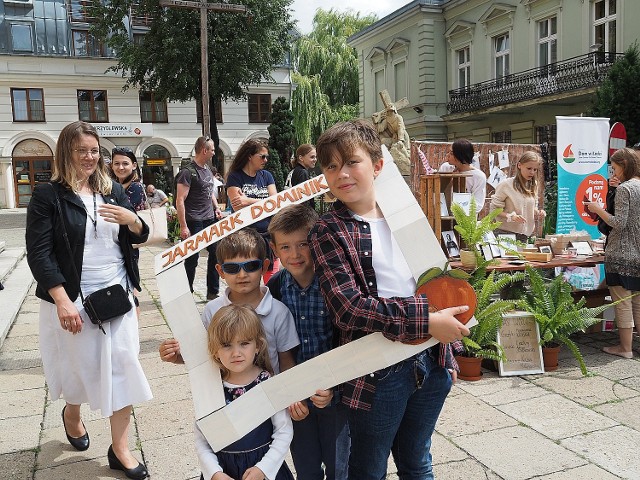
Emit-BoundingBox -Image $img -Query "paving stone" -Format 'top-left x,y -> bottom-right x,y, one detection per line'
0,450 -> 36,480
593,396 -> 640,430
139,324 -> 176,356
0,349 -> 42,371
533,372 -> 638,406
560,425 -> 640,479
146,372 -> 192,407
0,366 -> 44,393
7,322 -> 39,337
496,392 -> 618,440
34,456 -> 119,480
431,431 -> 468,464
134,397 -> 195,442
455,425 -> 585,480
456,375 -> 548,406
530,464 -> 621,479
434,459 -> 503,480
587,354 -> 640,380
619,375 -> 640,391
1,334 -> 40,352
0,415 -> 42,454
0,387 -> 45,419
437,392 -> 518,437
142,433 -> 200,480
139,354 -> 185,380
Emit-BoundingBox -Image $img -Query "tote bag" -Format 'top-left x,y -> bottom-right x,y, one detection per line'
134,206 -> 168,248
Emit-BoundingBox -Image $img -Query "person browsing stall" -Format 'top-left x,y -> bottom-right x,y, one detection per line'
26,121 -> 152,480
586,147 -> 640,359
308,119 -> 470,479
490,151 -> 546,243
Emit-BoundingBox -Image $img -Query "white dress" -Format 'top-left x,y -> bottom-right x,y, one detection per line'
38,193 -> 152,417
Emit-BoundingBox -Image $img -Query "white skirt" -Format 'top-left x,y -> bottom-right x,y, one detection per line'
39,289 -> 152,417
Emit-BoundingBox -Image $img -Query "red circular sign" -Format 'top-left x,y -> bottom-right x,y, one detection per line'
575,174 -> 608,225
609,122 -> 627,157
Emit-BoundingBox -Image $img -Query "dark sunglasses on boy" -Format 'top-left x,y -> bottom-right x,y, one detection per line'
220,259 -> 263,274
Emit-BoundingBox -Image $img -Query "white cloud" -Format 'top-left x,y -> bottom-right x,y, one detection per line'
290,0 -> 399,34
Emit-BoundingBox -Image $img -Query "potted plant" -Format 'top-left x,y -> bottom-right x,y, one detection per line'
450,198 -> 507,268
517,266 -> 617,375
456,268 -> 524,380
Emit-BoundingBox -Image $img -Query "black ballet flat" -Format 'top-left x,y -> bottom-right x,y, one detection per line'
61,405 -> 90,451
108,445 -> 149,480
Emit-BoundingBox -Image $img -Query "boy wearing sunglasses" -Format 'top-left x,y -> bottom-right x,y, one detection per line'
159,228 -> 299,374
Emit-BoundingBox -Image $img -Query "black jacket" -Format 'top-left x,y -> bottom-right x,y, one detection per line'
26,181 -> 149,304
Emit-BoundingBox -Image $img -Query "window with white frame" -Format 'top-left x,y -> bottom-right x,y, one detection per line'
537,17 -> 557,67
494,34 -> 510,80
457,46 -> 471,89
593,0 -> 616,53
394,61 -> 407,100
373,68 -> 385,110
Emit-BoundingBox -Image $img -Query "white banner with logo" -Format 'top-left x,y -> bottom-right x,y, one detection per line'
555,116 -> 609,236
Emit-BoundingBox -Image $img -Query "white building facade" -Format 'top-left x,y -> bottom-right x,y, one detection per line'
0,0 -> 292,208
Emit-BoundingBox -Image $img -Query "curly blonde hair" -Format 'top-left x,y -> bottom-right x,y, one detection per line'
207,304 -> 272,379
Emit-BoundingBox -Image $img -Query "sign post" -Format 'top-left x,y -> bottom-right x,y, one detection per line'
158,0 -> 249,137
608,122 -> 627,158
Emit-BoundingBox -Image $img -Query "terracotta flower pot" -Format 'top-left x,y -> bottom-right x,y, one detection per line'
542,345 -> 561,372
459,249 -> 477,269
455,355 -> 483,381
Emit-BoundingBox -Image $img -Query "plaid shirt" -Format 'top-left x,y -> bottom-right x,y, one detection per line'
309,201 -> 461,411
279,270 -> 333,364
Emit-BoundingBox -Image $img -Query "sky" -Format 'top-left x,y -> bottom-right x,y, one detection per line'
290,0 -> 399,34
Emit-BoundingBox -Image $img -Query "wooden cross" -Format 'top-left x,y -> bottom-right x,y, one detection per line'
158,1 -> 249,137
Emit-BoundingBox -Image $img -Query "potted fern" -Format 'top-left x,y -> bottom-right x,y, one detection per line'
455,268 -> 525,380
450,198 -> 505,268
517,266 -> 617,375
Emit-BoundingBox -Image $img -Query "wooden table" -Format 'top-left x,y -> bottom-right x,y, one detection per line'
450,254 -> 605,272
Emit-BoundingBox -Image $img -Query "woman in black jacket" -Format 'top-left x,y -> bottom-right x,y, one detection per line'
285,144 -> 317,209
26,121 -> 152,479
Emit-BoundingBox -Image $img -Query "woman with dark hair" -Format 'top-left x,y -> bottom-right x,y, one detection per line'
285,143 -> 317,209
110,147 -> 147,313
586,147 -> 640,359
226,139 -> 279,281
110,147 -> 146,212
25,121 -> 152,479
445,139 -> 486,209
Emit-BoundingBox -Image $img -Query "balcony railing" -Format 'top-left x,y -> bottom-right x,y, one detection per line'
447,52 -> 622,114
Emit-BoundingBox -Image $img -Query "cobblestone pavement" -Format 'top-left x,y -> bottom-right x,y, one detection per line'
1,229 -> 639,479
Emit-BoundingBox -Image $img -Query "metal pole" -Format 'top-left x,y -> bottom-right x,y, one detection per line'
200,5 -> 210,138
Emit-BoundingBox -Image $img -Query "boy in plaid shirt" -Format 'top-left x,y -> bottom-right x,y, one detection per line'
309,120 -> 470,479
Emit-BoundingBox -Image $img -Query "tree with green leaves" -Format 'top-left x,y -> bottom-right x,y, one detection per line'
291,8 -> 376,145
89,0 -> 294,168
267,96 -> 295,189
590,43 -> 640,145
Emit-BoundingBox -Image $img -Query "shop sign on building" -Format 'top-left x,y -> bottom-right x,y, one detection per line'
93,123 -> 154,137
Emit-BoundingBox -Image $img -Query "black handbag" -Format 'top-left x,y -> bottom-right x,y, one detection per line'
51,184 -> 132,334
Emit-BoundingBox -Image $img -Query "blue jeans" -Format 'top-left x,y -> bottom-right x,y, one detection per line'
347,349 -> 452,480
290,401 -> 350,480
184,218 -> 219,295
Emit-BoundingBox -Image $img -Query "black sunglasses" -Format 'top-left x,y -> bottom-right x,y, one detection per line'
220,259 -> 263,274
258,154 -> 269,160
